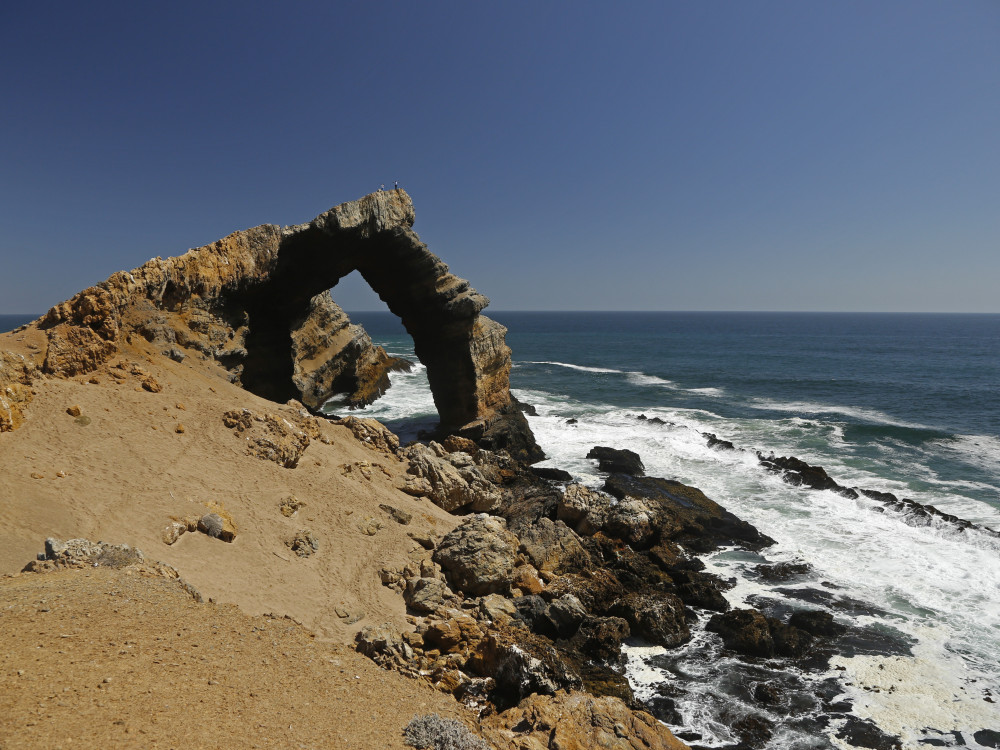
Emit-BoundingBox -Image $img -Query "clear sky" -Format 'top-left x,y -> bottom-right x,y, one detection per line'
2,1 -> 998,313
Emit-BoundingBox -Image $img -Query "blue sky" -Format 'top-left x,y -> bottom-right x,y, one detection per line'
2,1 -> 998,313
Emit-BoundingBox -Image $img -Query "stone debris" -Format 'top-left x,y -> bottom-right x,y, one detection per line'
66,404 -> 82,417
279,495 -> 305,517
332,415 -> 401,456
141,375 -> 162,393
379,503 -> 412,525
286,530 -> 320,558
222,408 -> 311,468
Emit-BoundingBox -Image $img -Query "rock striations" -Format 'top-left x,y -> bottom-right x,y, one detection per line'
11,190 -> 539,457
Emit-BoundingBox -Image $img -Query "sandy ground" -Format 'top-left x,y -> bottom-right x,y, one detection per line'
0,565 -> 473,749
0,327 -> 472,748
0,328 -> 459,642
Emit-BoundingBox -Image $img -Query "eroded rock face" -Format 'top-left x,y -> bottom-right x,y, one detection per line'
483,691 -> 690,750
16,190 -> 539,455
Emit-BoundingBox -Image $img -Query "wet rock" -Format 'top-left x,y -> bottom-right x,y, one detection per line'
974,729 -> 1000,748
835,716 -> 902,750
612,592 -> 690,648
733,714 -> 775,749
587,446 -> 645,476
756,561 -> 811,582
788,610 -> 846,637
565,615 -> 630,664
433,515 -> 519,596
530,466 -> 573,482
703,432 -> 736,450
707,608 -> 774,657
603,474 -> 774,552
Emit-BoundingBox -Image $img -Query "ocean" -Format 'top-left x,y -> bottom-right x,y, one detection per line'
336,311 -> 1000,749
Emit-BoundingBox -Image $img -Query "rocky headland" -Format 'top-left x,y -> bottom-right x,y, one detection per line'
0,191 -> 936,749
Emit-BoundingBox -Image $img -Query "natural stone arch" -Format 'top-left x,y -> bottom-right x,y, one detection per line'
33,191 -> 539,459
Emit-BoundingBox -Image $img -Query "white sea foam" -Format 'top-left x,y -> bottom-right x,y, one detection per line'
748,398 -> 933,430
524,360 -> 625,374
625,372 -> 674,387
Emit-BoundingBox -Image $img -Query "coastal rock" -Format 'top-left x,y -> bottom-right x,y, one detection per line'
17,190 -> 537,454
403,442 -> 501,512
514,518 -> 591,575
557,483 -> 614,536
482,691 -> 690,750
587,446 -> 645,476
706,608 -> 813,659
612,592 -> 690,648
290,291 -> 411,409
332,415 -> 401,455
603,474 -> 774,552
433,515 -> 520,596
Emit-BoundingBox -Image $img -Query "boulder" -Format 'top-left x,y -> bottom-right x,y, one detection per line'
433,515 -> 520,596
612,592 -> 690,648
587,446 -> 645,476
482,691 -> 690,750
603,474 -> 774,551
514,518 -> 591,575
403,443 -> 501,512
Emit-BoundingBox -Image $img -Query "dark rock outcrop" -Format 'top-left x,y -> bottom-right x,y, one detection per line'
602,474 -> 775,552
587,446 -> 645,476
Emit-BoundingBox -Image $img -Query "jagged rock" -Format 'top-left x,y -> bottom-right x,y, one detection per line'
611,592 -> 690,648
565,615 -> 631,664
514,518 -> 591,575
404,578 -> 455,613
162,522 -> 186,545
279,495 -> 304,517
547,595 -> 589,638
403,443 -> 501,512
14,190 -> 536,454
286,529 -> 319,557
433,515 -> 519,596
482,691 -> 690,750
706,608 -> 813,659
788,610 -> 845,637
707,608 -> 774,657
27,538 -> 145,570
511,566 -> 545,595
756,561 -> 811,582
469,633 -> 582,707
0,352 -> 36,432
530,466 -> 574,482
331,415 -> 401,455
603,474 -> 774,552
291,291 -> 411,409
222,408 -> 311,468
587,446 -> 645,476
478,594 -> 519,624
557,483 -> 614,536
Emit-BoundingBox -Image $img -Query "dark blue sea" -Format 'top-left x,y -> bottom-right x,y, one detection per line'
340,311 -> 1000,748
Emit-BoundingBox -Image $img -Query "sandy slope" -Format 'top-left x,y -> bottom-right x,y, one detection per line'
0,566 -> 472,749
0,327 -> 476,747
0,328 -> 459,643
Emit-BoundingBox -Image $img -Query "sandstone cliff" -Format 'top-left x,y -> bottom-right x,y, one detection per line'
3,190 -> 541,459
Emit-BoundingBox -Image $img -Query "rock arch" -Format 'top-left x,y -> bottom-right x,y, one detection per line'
34,191 -> 539,459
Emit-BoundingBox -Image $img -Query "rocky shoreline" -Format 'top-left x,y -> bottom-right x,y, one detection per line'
5,191 -> 996,749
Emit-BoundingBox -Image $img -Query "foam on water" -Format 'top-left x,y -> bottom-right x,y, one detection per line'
518,388 -> 1000,746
